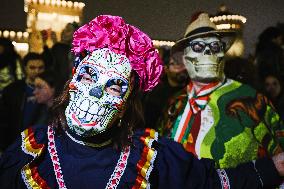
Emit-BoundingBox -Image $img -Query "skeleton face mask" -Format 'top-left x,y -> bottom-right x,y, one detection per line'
184,37 -> 225,82
65,48 -> 133,137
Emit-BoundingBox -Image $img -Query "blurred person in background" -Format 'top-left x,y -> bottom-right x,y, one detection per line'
143,49 -> 189,129
255,26 -> 284,81
0,37 -> 24,97
0,52 -> 46,151
263,74 -> 284,120
51,22 -> 79,92
32,70 -> 59,125
224,57 -> 258,89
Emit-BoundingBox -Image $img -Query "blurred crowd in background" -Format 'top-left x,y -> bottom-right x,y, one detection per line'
0,21 -> 283,153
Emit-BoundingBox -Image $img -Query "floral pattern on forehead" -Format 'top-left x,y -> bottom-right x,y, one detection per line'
80,48 -> 132,82
72,15 -> 163,92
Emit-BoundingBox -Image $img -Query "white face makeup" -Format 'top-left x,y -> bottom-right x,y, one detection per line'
184,37 -> 225,83
65,48 -> 133,137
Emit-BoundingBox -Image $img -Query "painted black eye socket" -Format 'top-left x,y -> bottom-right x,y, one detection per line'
105,78 -> 128,97
77,66 -> 98,83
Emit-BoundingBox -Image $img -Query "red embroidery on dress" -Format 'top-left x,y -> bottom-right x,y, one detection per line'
47,125 -> 130,189
105,146 -> 131,189
217,169 -> 230,189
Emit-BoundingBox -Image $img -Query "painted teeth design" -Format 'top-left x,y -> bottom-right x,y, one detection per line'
88,103 -> 99,114
98,107 -> 105,116
85,113 -> 92,122
78,110 -> 86,119
80,99 -> 90,111
69,96 -> 113,126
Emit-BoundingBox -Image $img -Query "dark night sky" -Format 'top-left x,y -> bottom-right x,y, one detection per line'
1,0 -> 284,55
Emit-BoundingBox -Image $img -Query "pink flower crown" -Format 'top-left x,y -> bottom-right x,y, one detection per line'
72,15 -> 163,92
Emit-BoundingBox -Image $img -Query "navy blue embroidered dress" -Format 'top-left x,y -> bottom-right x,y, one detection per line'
0,124 -> 282,189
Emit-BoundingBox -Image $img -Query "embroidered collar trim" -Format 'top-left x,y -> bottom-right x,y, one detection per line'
65,131 -> 112,148
47,125 -> 131,189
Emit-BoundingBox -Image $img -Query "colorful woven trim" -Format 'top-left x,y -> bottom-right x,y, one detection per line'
20,128 -> 49,189
217,169 -> 230,189
132,128 -> 158,189
21,163 -> 50,189
21,127 -> 45,157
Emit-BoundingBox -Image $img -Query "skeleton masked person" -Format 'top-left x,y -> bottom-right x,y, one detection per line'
160,13 -> 284,169
1,15 -> 284,189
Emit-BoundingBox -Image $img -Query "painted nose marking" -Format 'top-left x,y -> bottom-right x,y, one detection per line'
89,87 -> 103,98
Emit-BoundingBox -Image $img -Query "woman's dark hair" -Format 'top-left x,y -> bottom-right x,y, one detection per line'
23,52 -> 45,67
50,72 -> 145,149
258,27 -> 281,43
37,70 -> 61,97
256,27 -> 282,53
0,37 -> 20,79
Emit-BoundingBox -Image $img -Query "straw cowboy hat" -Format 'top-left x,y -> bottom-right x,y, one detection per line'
172,13 -> 236,53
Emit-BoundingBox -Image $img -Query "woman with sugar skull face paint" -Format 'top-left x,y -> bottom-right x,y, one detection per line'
1,15 -> 284,189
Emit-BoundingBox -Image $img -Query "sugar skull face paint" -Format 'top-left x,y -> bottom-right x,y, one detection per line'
65,48 -> 133,137
184,37 -> 225,83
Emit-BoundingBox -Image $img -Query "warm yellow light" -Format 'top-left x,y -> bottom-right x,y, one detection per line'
52,12 -> 57,18
61,0 -> 67,7
17,32 -> 23,38
51,0 -> 56,5
23,32 -> 29,38
56,0 -> 61,6
32,0 -> 37,4
13,42 -> 29,52
216,24 -> 231,30
74,1 -> 79,8
78,2 -> 85,9
75,16 -> 80,22
45,0 -> 50,5
9,31 -> 16,38
3,30 -> 9,38
152,40 -> 175,47
67,1 -> 73,8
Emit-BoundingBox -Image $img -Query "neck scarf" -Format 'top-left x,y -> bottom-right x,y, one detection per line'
172,79 -> 225,143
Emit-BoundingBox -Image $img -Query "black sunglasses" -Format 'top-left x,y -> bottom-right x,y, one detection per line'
188,41 -> 226,54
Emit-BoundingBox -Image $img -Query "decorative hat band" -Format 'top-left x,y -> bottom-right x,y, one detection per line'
185,27 -> 217,38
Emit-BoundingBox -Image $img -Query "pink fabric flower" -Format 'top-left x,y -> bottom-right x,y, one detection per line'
72,15 -> 162,92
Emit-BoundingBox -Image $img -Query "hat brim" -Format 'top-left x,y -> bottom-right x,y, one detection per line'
171,30 -> 237,54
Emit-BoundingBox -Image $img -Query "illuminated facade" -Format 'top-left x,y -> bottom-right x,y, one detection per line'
0,0 -> 85,56
210,5 -> 247,57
